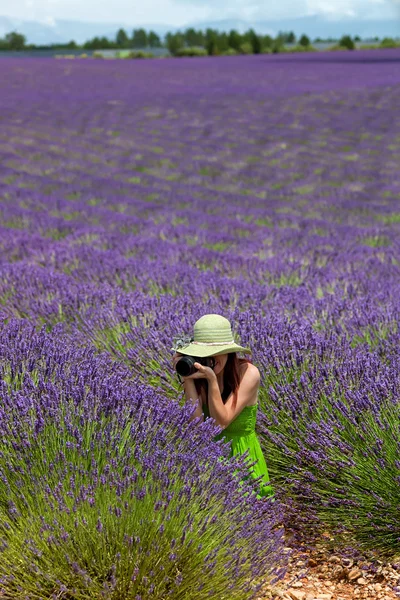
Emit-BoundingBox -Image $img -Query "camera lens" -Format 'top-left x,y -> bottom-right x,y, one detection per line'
176,356 -> 196,377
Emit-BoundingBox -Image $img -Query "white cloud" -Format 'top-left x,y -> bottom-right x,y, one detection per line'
1,0 -> 210,25
43,15 -> 56,26
307,0 -> 390,18
1,0 -> 399,24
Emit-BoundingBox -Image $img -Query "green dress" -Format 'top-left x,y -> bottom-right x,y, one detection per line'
203,401 -> 274,500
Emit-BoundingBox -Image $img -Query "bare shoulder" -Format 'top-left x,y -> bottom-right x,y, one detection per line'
240,361 -> 260,383
238,362 -> 260,408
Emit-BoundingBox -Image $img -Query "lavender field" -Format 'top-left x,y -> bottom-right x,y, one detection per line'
1,50 -> 400,598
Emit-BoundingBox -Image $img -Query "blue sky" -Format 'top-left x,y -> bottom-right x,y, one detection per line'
3,0 -> 400,25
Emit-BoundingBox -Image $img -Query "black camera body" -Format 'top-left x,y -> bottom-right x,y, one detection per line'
175,355 -> 216,377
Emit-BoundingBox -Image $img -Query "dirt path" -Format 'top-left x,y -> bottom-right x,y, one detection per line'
258,531 -> 400,600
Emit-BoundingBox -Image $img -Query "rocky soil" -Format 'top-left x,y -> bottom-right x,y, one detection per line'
258,531 -> 400,600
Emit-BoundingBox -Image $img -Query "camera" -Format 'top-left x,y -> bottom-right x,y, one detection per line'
175,355 -> 216,377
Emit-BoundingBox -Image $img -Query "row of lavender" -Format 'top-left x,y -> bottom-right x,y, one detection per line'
0,51 -> 400,597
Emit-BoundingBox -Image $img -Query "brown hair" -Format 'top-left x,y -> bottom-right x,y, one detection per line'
194,353 -> 252,410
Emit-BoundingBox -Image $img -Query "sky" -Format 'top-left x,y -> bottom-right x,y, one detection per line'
1,0 -> 400,25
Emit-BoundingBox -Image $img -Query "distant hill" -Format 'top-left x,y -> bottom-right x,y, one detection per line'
0,14 -> 399,45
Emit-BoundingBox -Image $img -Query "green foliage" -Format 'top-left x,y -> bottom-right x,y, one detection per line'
299,34 -> 311,48
361,235 -> 390,248
84,35 -> 116,50
0,400 -> 276,599
205,29 -> 220,56
0,30 -> 26,50
228,29 -> 242,52
184,28 -> 205,47
245,29 -> 262,54
277,31 -> 297,44
175,47 -> 208,57
377,213 -> 400,224
131,28 -> 148,48
126,50 -> 154,59
239,42 -> 253,55
283,45 -> 317,53
165,32 -> 185,56
147,31 -> 162,47
262,35 -> 274,49
339,35 -> 355,50
222,48 -> 239,56
272,38 -> 284,54
116,28 -> 130,49
380,37 -> 400,48
204,242 -> 232,252
3,25 -> 394,56
217,32 -> 230,53
256,355 -> 400,556
329,44 -> 351,52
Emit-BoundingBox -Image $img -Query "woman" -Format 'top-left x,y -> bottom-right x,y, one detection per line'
172,313 -> 274,500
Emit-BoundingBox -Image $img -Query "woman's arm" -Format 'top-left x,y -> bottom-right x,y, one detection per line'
172,353 -> 204,422
200,363 -> 260,429
182,378 -> 204,422
206,376 -> 227,426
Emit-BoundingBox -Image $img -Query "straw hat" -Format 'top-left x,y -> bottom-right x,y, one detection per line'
175,314 -> 251,358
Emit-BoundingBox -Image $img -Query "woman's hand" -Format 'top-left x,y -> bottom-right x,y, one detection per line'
184,362 -> 216,382
172,354 -> 216,382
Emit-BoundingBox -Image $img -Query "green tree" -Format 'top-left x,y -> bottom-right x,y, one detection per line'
228,29 -> 242,51
5,31 -> 26,50
84,36 -> 101,50
184,28 -> 204,47
197,29 -> 206,47
116,28 -> 129,48
340,34 -> 355,50
354,35 -> 361,42
184,28 -> 196,46
100,36 -> 114,49
165,32 -> 184,56
380,37 -> 398,48
262,34 -> 273,49
246,28 -> 262,54
299,34 -> 311,47
205,28 -> 219,55
84,35 -> 114,50
132,28 -> 148,48
148,31 -> 161,47
272,35 -> 284,53
277,30 -> 296,44
216,32 -> 229,53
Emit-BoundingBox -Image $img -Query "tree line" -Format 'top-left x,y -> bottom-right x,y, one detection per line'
0,27 -> 383,53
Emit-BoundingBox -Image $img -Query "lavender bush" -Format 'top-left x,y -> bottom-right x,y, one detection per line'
253,316 -> 400,555
0,49 -> 400,585
0,319 -> 282,598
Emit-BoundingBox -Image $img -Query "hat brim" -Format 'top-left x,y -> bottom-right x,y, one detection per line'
177,343 -> 251,358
